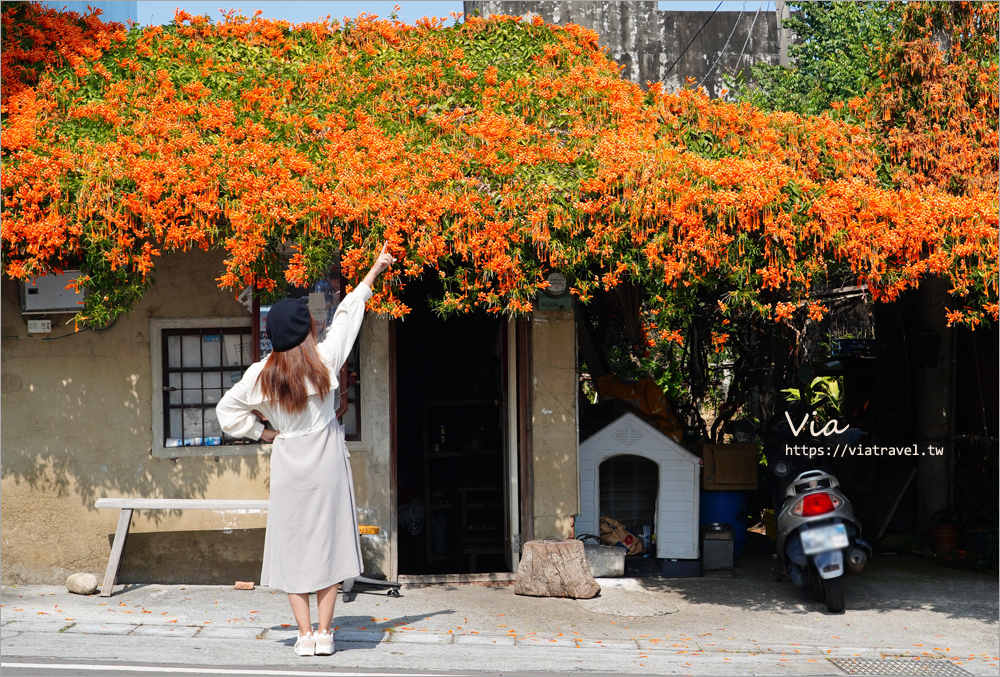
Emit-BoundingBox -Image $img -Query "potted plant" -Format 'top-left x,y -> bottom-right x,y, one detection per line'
929,508 -> 962,556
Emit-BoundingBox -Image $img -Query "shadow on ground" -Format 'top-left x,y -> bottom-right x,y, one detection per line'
639,537 -> 999,623
266,611 -> 456,651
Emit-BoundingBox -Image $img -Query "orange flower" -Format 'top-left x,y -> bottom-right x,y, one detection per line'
0,4 -> 994,331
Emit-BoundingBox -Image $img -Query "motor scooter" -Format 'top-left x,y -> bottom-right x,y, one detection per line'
731,408 -> 872,612
772,466 -> 872,612
763,402 -> 872,612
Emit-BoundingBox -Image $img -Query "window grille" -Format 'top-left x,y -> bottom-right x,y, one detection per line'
340,341 -> 361,441
150,258 -> 363,456
161,326 -> 253,448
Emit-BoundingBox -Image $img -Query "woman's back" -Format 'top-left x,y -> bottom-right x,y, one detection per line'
216,284 -> 372,442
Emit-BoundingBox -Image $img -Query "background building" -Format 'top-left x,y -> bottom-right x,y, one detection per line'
465,1 -> 782,97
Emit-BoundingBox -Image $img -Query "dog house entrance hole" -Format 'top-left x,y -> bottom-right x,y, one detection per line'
599,454 -> 658,546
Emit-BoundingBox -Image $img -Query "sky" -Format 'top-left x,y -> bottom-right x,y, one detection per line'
44,1 -> 777,28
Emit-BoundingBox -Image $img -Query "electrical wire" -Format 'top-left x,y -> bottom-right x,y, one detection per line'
42,330 -> 90,339
91,317 -> 118,333
697,1 -> 746,89
728,0 -> 765,80
663,1 -> 723,81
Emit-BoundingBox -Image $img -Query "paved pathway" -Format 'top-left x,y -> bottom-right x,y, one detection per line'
2,553 -> 997,675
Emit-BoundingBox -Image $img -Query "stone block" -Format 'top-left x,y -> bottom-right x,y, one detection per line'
66,572 -> 99,595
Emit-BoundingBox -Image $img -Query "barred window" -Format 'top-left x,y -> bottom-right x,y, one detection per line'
151,317 -> 255,458
150,261 -> 362,457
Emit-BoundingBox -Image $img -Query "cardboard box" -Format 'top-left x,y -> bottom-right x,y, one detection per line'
699,443 -> 758,490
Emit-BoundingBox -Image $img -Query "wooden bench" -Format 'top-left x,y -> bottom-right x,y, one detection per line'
94,498 -> 395,599
95,498 -> 268,597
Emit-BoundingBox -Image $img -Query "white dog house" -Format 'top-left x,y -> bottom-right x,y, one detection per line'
577,412 -> 701,559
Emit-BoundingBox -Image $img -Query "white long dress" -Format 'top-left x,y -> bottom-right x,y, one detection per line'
216,283 -> 371,594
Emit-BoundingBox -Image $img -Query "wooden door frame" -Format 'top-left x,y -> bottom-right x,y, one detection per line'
516,317 -> 534,544
388,319 -> 398,581
390,315 -> 534,580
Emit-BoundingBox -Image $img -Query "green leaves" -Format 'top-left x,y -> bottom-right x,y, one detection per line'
457,18 -> 552,74
782,375 -> 843,418
727,2 -> 902,117
77,242 -> 155,327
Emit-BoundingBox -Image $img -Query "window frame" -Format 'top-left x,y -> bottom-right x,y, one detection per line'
337,340 -> 362,442
150,316 -> 269,458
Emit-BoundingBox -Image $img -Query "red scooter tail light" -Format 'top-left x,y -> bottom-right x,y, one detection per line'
791,492 -> 841,517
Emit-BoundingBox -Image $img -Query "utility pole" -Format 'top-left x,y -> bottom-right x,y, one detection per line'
775,0 -> 791,66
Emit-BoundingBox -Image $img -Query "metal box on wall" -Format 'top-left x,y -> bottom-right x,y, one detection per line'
699,443 -> 758,490
20,270 -> 85,314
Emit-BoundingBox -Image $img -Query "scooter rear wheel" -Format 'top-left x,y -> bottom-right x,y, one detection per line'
823,577 -> 845,613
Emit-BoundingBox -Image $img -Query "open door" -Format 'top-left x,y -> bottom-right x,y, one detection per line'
394,275 -> 518,576
503,319 -> 521,571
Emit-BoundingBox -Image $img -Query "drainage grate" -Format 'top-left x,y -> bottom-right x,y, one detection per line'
830,658 -> 972,676
612,424 -> 644,447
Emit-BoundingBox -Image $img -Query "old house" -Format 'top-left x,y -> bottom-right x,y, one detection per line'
5,2 -> 991,590
1,243 -> 581,583
2,1 -> 783,586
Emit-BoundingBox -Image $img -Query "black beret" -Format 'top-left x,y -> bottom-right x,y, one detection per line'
266,297 -> 312,352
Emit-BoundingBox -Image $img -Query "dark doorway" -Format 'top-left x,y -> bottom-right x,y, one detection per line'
395,276 -> 507,574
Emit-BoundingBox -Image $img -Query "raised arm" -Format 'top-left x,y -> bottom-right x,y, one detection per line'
363,242 -> 395,290
318,243 -> 396,371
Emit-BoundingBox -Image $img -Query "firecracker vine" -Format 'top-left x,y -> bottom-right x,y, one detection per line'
1,2 -> 996,334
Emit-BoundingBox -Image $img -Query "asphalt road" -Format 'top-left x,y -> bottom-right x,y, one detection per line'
0,658 -> 571,677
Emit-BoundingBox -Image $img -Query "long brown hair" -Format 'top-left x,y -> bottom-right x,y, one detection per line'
258,321 -> 331,414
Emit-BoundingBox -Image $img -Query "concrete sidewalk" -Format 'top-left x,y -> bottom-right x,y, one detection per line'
2,552 -> 997,675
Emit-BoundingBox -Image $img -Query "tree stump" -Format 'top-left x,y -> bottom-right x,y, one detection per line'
514,539 -> 601,599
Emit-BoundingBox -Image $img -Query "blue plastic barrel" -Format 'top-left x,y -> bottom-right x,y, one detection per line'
700,490 -> 748,557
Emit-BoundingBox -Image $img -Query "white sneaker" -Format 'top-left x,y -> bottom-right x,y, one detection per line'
294,633 -> 316,656
315,630 -> 334,655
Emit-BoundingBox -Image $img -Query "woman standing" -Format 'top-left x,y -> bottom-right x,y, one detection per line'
216,244 -> 395,657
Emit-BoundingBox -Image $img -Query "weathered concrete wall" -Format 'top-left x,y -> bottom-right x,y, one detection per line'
530,308 -> 578,539
1,248 -> 391,584
465,1 -> 780,97
351,315 -> 394,580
